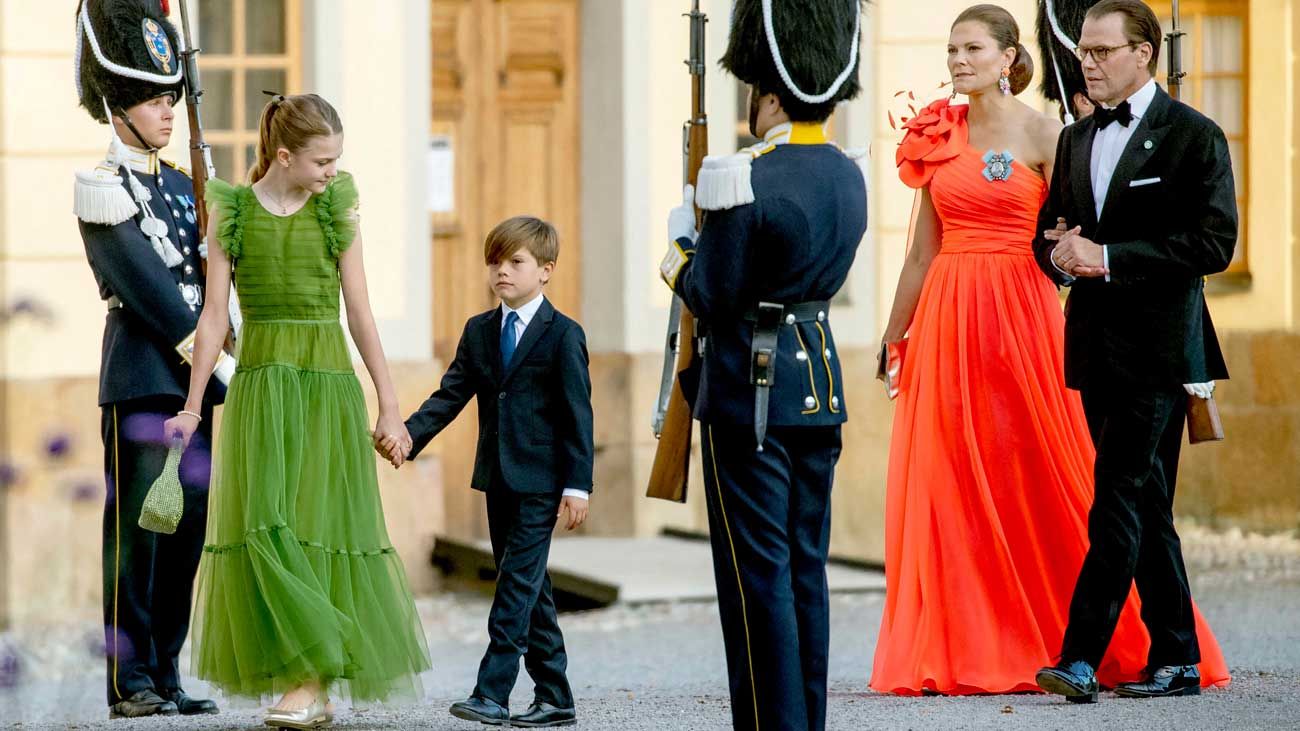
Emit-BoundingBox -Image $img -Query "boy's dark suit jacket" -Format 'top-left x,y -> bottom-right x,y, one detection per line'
1033,86 -> 1237,389
406,297 -> 594,496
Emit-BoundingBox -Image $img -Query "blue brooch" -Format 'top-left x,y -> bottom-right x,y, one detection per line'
981,149 -> 1015,182
142,19 -> 174,74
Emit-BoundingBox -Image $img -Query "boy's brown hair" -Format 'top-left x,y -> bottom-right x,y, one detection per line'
483,216 -> 560,266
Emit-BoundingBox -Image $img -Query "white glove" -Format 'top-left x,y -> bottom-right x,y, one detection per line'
667,184 -> 699,243
1183,382 -> 1216,399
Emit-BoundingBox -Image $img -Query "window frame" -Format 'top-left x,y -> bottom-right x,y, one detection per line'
1150,0 -> 1250,284
196,0 -> 304,183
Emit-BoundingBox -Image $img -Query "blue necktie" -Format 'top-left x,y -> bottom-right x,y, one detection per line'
501,311 -> 519,368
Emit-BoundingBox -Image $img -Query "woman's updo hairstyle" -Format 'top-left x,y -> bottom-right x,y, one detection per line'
953,4 -> 1035,96
249,93 -> 344,183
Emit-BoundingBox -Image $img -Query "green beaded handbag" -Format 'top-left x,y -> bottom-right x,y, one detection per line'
138,443 -> 184,534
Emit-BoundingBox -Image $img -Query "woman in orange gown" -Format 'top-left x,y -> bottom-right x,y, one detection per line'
869,5 -> 1229,695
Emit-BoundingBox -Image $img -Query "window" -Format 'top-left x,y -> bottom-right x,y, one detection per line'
196,0 -> 303,183
1152,1 -> 1249,279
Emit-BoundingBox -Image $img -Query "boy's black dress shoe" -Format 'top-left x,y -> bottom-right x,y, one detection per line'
449,695 -> 511,725
1036,660 -> 1100,704
108,689 -> 179,718
159,688 -> 219,715
1115,665 -> 1201,698
510,701 -> 577,727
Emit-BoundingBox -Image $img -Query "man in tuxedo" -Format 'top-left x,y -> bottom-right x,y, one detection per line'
1032,0 -> 1236,703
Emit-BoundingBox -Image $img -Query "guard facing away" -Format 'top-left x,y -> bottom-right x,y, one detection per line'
73,0 -> 233,718
1037,0 -> 1096,122
658,1 -> 868,728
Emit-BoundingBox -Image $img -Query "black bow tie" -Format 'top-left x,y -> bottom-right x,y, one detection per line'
1094,100 -> 1133,129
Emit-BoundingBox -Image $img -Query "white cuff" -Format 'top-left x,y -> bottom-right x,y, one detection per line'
562,488 -> 590,500
1103,245 -> 1111,283
1050,252 -> 1076,284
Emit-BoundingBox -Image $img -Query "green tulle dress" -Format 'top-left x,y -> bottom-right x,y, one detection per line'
190,173 -> 430,702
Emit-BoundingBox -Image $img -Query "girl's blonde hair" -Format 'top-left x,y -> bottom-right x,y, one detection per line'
249,93 -> 343,183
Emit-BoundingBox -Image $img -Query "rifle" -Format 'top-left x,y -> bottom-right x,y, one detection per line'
176,0 -> 214,241
1165,0 -> 1185,101
647,0 -> 708,503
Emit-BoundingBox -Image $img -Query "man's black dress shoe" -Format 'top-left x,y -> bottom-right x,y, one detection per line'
449,695 -> 511,725
1115,664 -> 1201,698
108,689 -> 179,719
1036,660 -> 1099,704
159,688 -> 220,715
510,701 -> 577,727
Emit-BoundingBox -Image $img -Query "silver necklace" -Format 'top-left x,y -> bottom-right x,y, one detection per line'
261,182 -> 308,215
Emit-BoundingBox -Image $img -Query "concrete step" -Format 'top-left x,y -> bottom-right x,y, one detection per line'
432,534 -> 885,609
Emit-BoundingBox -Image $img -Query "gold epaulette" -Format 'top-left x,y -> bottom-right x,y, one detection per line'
161,159 -> 191,178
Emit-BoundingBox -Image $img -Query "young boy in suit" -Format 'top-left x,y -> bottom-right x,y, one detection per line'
390,215 -> 593,727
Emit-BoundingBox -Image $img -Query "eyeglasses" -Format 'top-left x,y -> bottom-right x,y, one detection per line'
1073,42 -> 1139,63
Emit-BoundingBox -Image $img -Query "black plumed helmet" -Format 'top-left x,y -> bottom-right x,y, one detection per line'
1036,0 -> 1090,120
720,0 -> 866,122
76,0 -> 184,123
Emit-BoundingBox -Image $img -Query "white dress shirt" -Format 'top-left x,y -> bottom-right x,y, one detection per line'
1092,78 -> 1157,282
1091,77 -> 1158,221
500,292 -> 590,502
1053,78 -> 1158,284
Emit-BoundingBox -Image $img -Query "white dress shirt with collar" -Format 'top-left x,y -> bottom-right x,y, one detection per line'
1091,77 -> 1158,223
1053,77 -> 1159,285
500,292 -> 590,501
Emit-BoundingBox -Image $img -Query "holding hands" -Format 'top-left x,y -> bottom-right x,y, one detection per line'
373,411 -> 413,469
1046,218 -> 1109,279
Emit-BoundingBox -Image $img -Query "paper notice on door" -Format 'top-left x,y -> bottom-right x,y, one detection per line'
429,136 -> 454,213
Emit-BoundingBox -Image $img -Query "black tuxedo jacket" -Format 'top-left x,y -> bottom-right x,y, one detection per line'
405,298 -> 594,495
1034,86 -> 1237,390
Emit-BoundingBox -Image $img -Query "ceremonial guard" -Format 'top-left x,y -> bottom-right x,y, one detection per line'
1037,0 -> 1096,122
658,1 -> 867,728
73,0 -> 233,718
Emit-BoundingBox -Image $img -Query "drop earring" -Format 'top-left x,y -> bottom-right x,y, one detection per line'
998,67 -> 1012,95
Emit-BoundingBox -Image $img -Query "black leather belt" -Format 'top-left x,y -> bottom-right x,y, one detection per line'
745,300 -> 830,451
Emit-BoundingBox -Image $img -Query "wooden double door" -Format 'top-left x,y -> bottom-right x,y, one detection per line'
431,0 -> 580,537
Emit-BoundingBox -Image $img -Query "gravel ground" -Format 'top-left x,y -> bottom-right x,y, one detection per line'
2,524 -> 1298,730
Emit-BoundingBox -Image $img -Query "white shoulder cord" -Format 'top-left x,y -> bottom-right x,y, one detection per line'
79,0 -> 182,85
761,0 -> 860,105
1044,0 -> 1078,124
100,97 -> 184,268
74,8 -> 85,98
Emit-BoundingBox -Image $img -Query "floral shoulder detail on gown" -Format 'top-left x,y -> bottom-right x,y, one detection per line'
315,171 -> 359,259
205,177 -> 254,260
895,98 -> 970,189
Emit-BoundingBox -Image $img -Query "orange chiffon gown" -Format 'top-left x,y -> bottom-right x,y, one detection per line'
869,100 -> 1230,695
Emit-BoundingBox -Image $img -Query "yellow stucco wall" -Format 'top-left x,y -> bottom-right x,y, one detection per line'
1208,0 -> 1294,330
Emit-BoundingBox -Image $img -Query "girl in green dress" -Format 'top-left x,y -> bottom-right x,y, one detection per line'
165,94 -> 429,729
